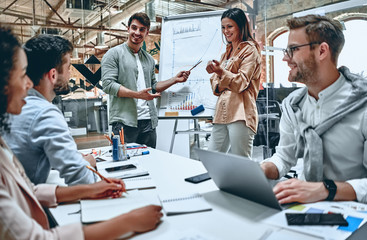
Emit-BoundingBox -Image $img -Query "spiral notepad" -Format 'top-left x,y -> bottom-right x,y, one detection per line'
124,176 -> 156,190
159,193 -> 212,216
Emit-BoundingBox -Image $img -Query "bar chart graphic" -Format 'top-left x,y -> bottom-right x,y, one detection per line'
168,92 -> 198,110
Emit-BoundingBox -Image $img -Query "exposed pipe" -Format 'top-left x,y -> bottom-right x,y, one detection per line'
4,22 -> 128,33
32,0 -> 36,25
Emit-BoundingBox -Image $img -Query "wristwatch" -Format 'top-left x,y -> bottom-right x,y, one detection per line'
323,179 -> 337,201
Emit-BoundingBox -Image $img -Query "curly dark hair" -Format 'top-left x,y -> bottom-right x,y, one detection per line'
0,26 -> 21,134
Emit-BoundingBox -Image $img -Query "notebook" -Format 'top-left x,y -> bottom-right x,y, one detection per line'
196,148 -> 283,210
159,192 -> 212,216
80,190 -> 151,223
124,176 -> 156,190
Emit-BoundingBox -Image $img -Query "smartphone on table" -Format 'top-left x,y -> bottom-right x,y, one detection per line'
286,213 -> 348,226
105,164 -> 137,173
184,172 -> 211,184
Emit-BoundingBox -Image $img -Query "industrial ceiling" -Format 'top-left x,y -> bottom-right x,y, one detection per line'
1,0 -> 252,57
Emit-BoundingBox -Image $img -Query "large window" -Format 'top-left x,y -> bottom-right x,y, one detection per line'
271,18 -> 367,87
338,19 -> 367,76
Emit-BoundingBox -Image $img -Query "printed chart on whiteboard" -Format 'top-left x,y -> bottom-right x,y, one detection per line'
158,11 -> 225,117
167,92 -> 198,111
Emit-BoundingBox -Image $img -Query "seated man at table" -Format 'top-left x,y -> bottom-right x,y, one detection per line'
3,34 -> 96,185
261,15 -> 367,204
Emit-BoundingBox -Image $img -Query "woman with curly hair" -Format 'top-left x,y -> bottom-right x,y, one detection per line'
0,26 -> 162,240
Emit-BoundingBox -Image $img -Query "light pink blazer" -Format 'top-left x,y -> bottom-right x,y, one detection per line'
0,137 -> 84,239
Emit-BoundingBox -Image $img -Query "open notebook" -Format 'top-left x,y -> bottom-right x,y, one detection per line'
80,190 -> 151,223
159,193 -> 212,216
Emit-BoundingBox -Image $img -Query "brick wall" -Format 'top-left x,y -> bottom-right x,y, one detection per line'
254,0 -> 367,84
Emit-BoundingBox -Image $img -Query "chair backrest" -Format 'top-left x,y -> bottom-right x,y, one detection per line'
256,98 -> 282,118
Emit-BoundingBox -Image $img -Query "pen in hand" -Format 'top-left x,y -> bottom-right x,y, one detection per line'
86,165 -> 112,183
86,165 -> 128,194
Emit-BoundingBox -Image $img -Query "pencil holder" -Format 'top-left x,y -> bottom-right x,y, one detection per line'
118,144 -> 128,161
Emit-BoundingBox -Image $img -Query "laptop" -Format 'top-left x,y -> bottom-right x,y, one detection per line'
196,148 -> 283,210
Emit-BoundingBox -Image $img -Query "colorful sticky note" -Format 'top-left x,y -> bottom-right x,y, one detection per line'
306,207 -> 324,214
338,216 -> 363,232
289,205 -> 306,211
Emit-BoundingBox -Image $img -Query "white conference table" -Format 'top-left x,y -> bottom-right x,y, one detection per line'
50,146 -> 321,240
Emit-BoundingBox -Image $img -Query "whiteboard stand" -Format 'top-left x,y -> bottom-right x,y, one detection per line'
159,116 -> 212,153
157,10 -> 223,155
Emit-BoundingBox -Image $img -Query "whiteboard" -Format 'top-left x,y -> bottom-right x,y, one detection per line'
158,10 -> 226,117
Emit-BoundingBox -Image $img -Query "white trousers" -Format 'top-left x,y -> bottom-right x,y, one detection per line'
208,121 -> 255,158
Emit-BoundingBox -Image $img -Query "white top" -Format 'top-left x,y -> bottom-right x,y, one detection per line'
134,53 -> 150,120
263,73 -> 367,203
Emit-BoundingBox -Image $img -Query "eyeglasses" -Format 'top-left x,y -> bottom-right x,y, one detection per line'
283,42 -> 320,58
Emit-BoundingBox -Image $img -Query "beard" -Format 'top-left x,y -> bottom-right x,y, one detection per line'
54,76 -> 71,96
289,53 -> 318,85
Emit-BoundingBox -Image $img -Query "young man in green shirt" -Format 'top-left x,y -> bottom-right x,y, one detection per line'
102,12 -> 190,148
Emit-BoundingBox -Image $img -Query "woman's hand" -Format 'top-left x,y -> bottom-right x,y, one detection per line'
85,178 -> 126,199
206,60 -> 223,76
83,204 -> 163,239
126,205 -> 163,233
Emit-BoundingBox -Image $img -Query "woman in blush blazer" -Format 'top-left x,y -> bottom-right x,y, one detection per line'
0,26 -> 163,240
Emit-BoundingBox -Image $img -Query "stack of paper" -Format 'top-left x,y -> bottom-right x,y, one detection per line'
262,201 -> 367,240
159,192 -> 212,216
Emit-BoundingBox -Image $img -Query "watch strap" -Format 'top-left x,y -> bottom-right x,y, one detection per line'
323,179 -> 337,201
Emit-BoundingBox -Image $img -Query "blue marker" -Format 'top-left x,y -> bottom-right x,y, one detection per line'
141,150 -> 150,155
128,150 -> 150,158
191,104 -> 205,116
126,144 -> 147,149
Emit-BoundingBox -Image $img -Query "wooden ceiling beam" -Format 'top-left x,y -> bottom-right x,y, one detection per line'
45,0 -> 65,22
1,10 -> 61,25
4,22 -> 129,33
175,0 -> 226,10
1,0 -> 18,14
42,0 -> 67,24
